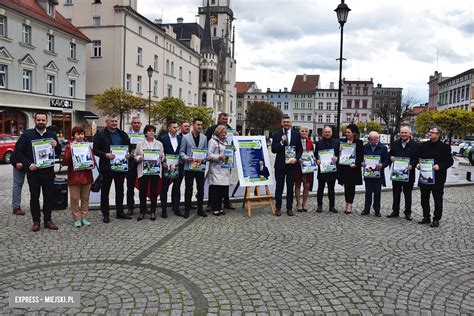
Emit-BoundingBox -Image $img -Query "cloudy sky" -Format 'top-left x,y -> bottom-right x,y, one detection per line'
138,0 -> 473,102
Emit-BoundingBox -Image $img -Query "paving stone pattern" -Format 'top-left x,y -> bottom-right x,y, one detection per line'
0,164 -> 473,314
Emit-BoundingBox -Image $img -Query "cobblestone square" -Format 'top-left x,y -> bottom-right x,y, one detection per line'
0,164 -> 472,315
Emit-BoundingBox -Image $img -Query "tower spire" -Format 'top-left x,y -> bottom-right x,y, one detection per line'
200,0 -> 214,54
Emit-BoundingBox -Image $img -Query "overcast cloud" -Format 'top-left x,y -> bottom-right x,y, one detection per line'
139,0 -> 474,102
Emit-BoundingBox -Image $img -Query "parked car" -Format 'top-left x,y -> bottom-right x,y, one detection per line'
462,145 -> 474,165
0,134 -> 17,164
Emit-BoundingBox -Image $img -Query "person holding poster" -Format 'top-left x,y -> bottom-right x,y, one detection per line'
271,115 -> 303,216
93,114 -> 132,223
14,112 -> 61,231
62,126 -> 94,228
314,126 -> 340,213
361,131 -> 389,217
134,125 -> 164,221
207,126 -> 233,216
126,116 -> 143,216
416,126 -> 453,227
294,127 -> 314,213
160,121 -> 184,218
180,118 -> 209,218
337,124 -> 363,214
387,126 -> 419,220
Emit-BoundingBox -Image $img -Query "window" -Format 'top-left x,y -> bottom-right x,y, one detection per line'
165,60 -> 170,74
237,101 -> 242,108
170,62 -> 174,76
93,0 -> 101,3
0,64 -> 7,88
47,34 -> 55,52
22,24 -> 32,45
201,69 -> 207,82
155,36 -> 159,44
362,100 -> 368,109
153,80 -> 158,97
355,100 -> 360,109
326,102 -> 331,110
346,99 -> 352,109
65,0 -> 73,4
126,74 -> 132,91
92,40 -> 101,57
209,70 -> 214,82
284,102 -> 289,110
47,3 -> 55,17
294,115 -> 298,121
237,113 -> 242,120
318,102 -> 323,110
92,16 -> 101,27
46,74 -> 55,95
307,115 -> 312,122
188,71 -> 192,83
153,55 -> 158,71
22,69 -> 32,91
69,80 -> 76,97
69,42 -> 76,59
179,66 -> 183,80
137,47 -> 142,65
138,26 -> 142,35
136,75 -> 142,93
167,85 -> 172,97
179,88 -> 182,99
277,102 -> 281,109
307,102 -> 312,109
326,115 -> 331,123
0,15 -> 6,37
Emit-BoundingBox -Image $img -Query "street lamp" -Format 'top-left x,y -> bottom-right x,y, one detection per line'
146,65 -> 154,125
335,0 -> 351,139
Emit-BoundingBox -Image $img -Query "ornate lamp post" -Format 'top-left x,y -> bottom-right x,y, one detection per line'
146,65 -> 154,125
335,0 -> 351,139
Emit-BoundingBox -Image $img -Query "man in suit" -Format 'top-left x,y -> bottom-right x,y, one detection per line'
314,126 -> 340,213
179,118 -> 208,218
126,116 -> 142,215
160,121 -> 183,218
93,115 -> 132,223
417,126 -> 453,227
271,115 -> 303,216
388,126 -> 419,220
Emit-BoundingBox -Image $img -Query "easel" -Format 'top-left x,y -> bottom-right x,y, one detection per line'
242,185 -> 275,217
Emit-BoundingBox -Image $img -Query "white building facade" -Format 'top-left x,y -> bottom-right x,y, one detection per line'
438,68 -> 473,112
314,82 -> 339,136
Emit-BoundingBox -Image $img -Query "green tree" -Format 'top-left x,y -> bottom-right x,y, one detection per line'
187,106 -> 214,128
94,88 -> 144,129
357,121 -> 383,135
245,101 -> 283,135
415,109 -> 435,137
433,109 -> 474,143
149,97 -> 188,125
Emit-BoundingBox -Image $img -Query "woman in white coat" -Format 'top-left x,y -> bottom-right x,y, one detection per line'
207,125 -> 232,216
134,125 -> 164,221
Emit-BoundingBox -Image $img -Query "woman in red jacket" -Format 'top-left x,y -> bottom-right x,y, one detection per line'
62,126 -> 94,228
295,126 -> 314,212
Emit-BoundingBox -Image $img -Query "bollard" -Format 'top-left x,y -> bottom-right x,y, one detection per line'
467,172 -> 472,182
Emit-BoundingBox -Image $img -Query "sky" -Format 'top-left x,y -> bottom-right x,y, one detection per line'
138,0 -> 474,103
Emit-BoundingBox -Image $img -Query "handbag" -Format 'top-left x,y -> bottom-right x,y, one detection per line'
91,165 -> 103,193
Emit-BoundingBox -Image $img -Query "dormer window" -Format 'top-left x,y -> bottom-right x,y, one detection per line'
47,2 -> 55,17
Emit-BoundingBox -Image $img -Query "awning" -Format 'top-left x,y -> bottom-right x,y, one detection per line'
75,110 -> 99,119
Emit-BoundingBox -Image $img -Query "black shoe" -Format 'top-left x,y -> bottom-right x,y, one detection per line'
117,213 -> 132,220
126,209 -> 134,216
190,205 -> 197,210
173,210 -> 184,217
287,209 -> 294,216
197,210 -> 208,217
316,206 -> 323,213
183,210 -> 190,218
161,210 -> 168,219
387,212 -> 399,218
219,210 -> 226,216
361,210 -> 370,215
374,212 -> 381,217
418,218 -> 431,224
212,210 -> 221,216
297,209 -> 303,213
224,203 -> 236,210
103,215 -> 110,223
302,209 -> 308,212
430,220 -> 439,227
329,206 -> 338,213
275,208 -> 281,216
205,205 -> 211,212
137,214 -> 145,221
150,213 -> 156,221
405,214 -> 412,221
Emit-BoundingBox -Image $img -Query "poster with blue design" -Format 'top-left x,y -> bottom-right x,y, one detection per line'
234,136 -> 274,187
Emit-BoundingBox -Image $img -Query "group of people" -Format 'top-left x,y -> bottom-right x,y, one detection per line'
271,115 -> 453,228
11,112 -> 453,232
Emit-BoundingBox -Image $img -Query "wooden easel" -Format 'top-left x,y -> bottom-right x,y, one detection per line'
242,185 -> 275,217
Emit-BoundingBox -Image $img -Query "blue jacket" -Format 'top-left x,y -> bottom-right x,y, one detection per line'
160,133 -> 183,156
363,142 -> 389,185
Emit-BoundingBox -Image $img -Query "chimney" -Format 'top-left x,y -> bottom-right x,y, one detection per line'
284,87 -> 288,92
267,88 -> 270,92
303,74 -> 307,82
329,82 -> 334,89
377,83 -> 382,88
177,17 -> 184,24
155,18 -> 162,24
279,89 -> 281,92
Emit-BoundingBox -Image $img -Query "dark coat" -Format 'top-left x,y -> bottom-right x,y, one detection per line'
389,138 -> 419,184
314,137 -> 340,181
363,142 -> 389,186
92,128 -> 130,173
337,138 -> 363,186
159,133 -> 183,156
418,140 -> 453,188
271,129 -> 303,170
205,123 -> 234,141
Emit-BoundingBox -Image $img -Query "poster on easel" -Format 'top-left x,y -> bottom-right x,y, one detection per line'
234,136 -> 274,187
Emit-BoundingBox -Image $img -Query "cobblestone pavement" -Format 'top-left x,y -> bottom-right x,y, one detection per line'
0,164 -> 473,315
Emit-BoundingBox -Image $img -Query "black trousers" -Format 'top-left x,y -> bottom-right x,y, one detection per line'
138,175 -> 159,214
209,185 -> 229,211
101,171 -> 126,216
344,183 -> 356,203
160,172 -> 183,212
420,185 -> 444,221
392,182 -> 414,215
274,167 -> 296,210
184,171 -> 205,211
127,159 -> 138,211
27,171 -> 55,223
317,178 -> 336,207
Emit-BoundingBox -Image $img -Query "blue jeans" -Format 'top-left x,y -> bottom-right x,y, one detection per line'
364,178 -> 382,213
12,167 -> 26,209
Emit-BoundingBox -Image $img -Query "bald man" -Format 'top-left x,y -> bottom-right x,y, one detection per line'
388,126 -> 419,220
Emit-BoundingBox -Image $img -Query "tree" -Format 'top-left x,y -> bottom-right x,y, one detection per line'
415,109 -> 435,137
433,109 -> 474,143
187,106 -> 214,128
94,88 -> 144,129
245,101 -> 283,135
373,94 -> 418,144
149,97 -> 188,125
357,121 -> 383,135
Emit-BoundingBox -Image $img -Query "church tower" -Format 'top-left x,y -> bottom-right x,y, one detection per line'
198,0 -> 237,124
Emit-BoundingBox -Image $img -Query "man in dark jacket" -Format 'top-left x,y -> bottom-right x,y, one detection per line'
361,131 -> 389,217
388,126 -> 419,220
271,116 -> 303,216
314,126 -> 340,213
93,115 -> 132,223
14,112 -> 61,231
417,126 -> 453,227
